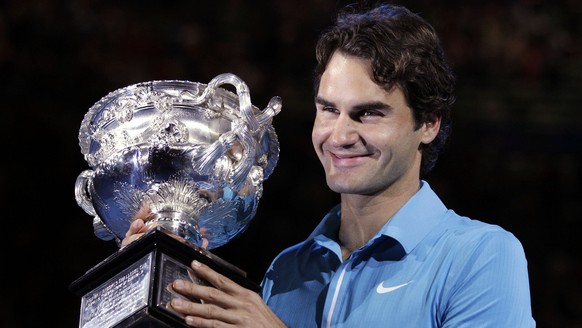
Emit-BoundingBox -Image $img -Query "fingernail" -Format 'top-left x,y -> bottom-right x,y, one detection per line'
173,279 -> 185,289
192,260 -> 201,268
171,298 -> 184,308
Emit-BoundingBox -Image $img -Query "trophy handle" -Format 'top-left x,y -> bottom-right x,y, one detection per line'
75,170 -> 117,241
75,170 -> 97,217
196,73 -> 281,191
206,73 -> 260,133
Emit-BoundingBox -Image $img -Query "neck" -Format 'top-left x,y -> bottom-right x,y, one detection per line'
337,179 -> 421,259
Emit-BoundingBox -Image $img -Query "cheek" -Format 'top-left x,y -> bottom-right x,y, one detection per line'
311,119 -> 327,148
311,128 -> 327,165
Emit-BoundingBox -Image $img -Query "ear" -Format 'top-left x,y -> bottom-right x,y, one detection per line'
420,116 -> 441,145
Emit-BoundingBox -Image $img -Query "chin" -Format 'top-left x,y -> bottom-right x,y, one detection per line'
327,180 -> 357,194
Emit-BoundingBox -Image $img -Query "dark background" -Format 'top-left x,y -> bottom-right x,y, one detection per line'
1,0 -> 581,327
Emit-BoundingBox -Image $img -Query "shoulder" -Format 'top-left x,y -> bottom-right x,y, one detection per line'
431,213 -> 535,326
421,210 -> 529,272
269,238 -> 315,267
432,210 -> 529,275
260,239 -> 322,299
442,210 -> 523,247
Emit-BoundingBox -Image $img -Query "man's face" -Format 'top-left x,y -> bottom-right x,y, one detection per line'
312,51 -> 438,196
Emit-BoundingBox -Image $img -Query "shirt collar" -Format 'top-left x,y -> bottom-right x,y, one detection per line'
307,180 -> 448,255
379,180 -> 448,254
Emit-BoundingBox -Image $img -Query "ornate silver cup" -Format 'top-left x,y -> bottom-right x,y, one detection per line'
70,73 -> 281,328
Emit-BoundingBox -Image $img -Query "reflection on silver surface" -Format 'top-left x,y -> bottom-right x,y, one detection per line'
74,74 -> 281,249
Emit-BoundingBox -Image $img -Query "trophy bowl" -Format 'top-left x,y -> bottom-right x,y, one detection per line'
74,73 -> 281,250
70,73 -> 281,327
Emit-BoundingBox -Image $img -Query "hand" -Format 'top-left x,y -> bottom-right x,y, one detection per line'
168,260 -> 287,328
120,218 -> 148,248
120,201 -> 154,248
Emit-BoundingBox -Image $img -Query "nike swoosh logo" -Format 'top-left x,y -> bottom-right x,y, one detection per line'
376,281 -> 413,294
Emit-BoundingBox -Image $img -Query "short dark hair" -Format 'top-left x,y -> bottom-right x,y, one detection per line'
313,3 -> 456,175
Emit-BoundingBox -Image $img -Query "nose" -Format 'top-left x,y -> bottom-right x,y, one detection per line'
329,112 -> 359,147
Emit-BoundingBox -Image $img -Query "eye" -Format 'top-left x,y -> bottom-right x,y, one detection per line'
319,105 -> 338,113
360,110 -> 383,117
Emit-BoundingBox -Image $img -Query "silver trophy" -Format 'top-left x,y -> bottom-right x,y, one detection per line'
69,73 -> 281,328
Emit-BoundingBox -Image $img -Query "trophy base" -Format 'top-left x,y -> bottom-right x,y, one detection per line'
69,227 -> 260,328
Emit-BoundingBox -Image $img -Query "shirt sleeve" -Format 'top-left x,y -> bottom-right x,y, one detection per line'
441,229 -> 536,327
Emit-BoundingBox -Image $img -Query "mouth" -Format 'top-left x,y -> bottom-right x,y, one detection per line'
331,152 -> 361,159
328,151 -> 370,167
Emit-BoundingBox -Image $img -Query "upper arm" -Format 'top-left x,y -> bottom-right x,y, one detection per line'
441,230 -> 535,327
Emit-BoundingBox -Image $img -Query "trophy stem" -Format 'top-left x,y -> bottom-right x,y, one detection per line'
147,211 -> 202,246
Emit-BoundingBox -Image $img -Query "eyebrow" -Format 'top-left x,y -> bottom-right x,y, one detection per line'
314,96 -> 333,107
315,96 -> 392,112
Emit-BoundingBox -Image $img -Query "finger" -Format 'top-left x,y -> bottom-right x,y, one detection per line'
171,274 -> 238,310
125,219 -> 145,238
120,233 -> 143,247
169,296 -> 240,326
188,260 -> 249,297
172,277 -> 222,303
133,201 -> 152,221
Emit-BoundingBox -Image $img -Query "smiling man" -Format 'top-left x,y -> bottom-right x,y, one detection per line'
123,3 -> 535,327
260,3 -> 536,327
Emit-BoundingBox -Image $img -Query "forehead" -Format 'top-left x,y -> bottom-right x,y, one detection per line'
320,51 -> 374,87
318,51 -> 406,109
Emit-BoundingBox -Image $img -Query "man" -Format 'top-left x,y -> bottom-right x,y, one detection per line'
124,3 -> 535,327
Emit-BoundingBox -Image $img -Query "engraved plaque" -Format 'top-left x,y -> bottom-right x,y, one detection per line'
80,253 -> 152,328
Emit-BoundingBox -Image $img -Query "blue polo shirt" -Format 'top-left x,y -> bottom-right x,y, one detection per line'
260,181 -> 535,327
